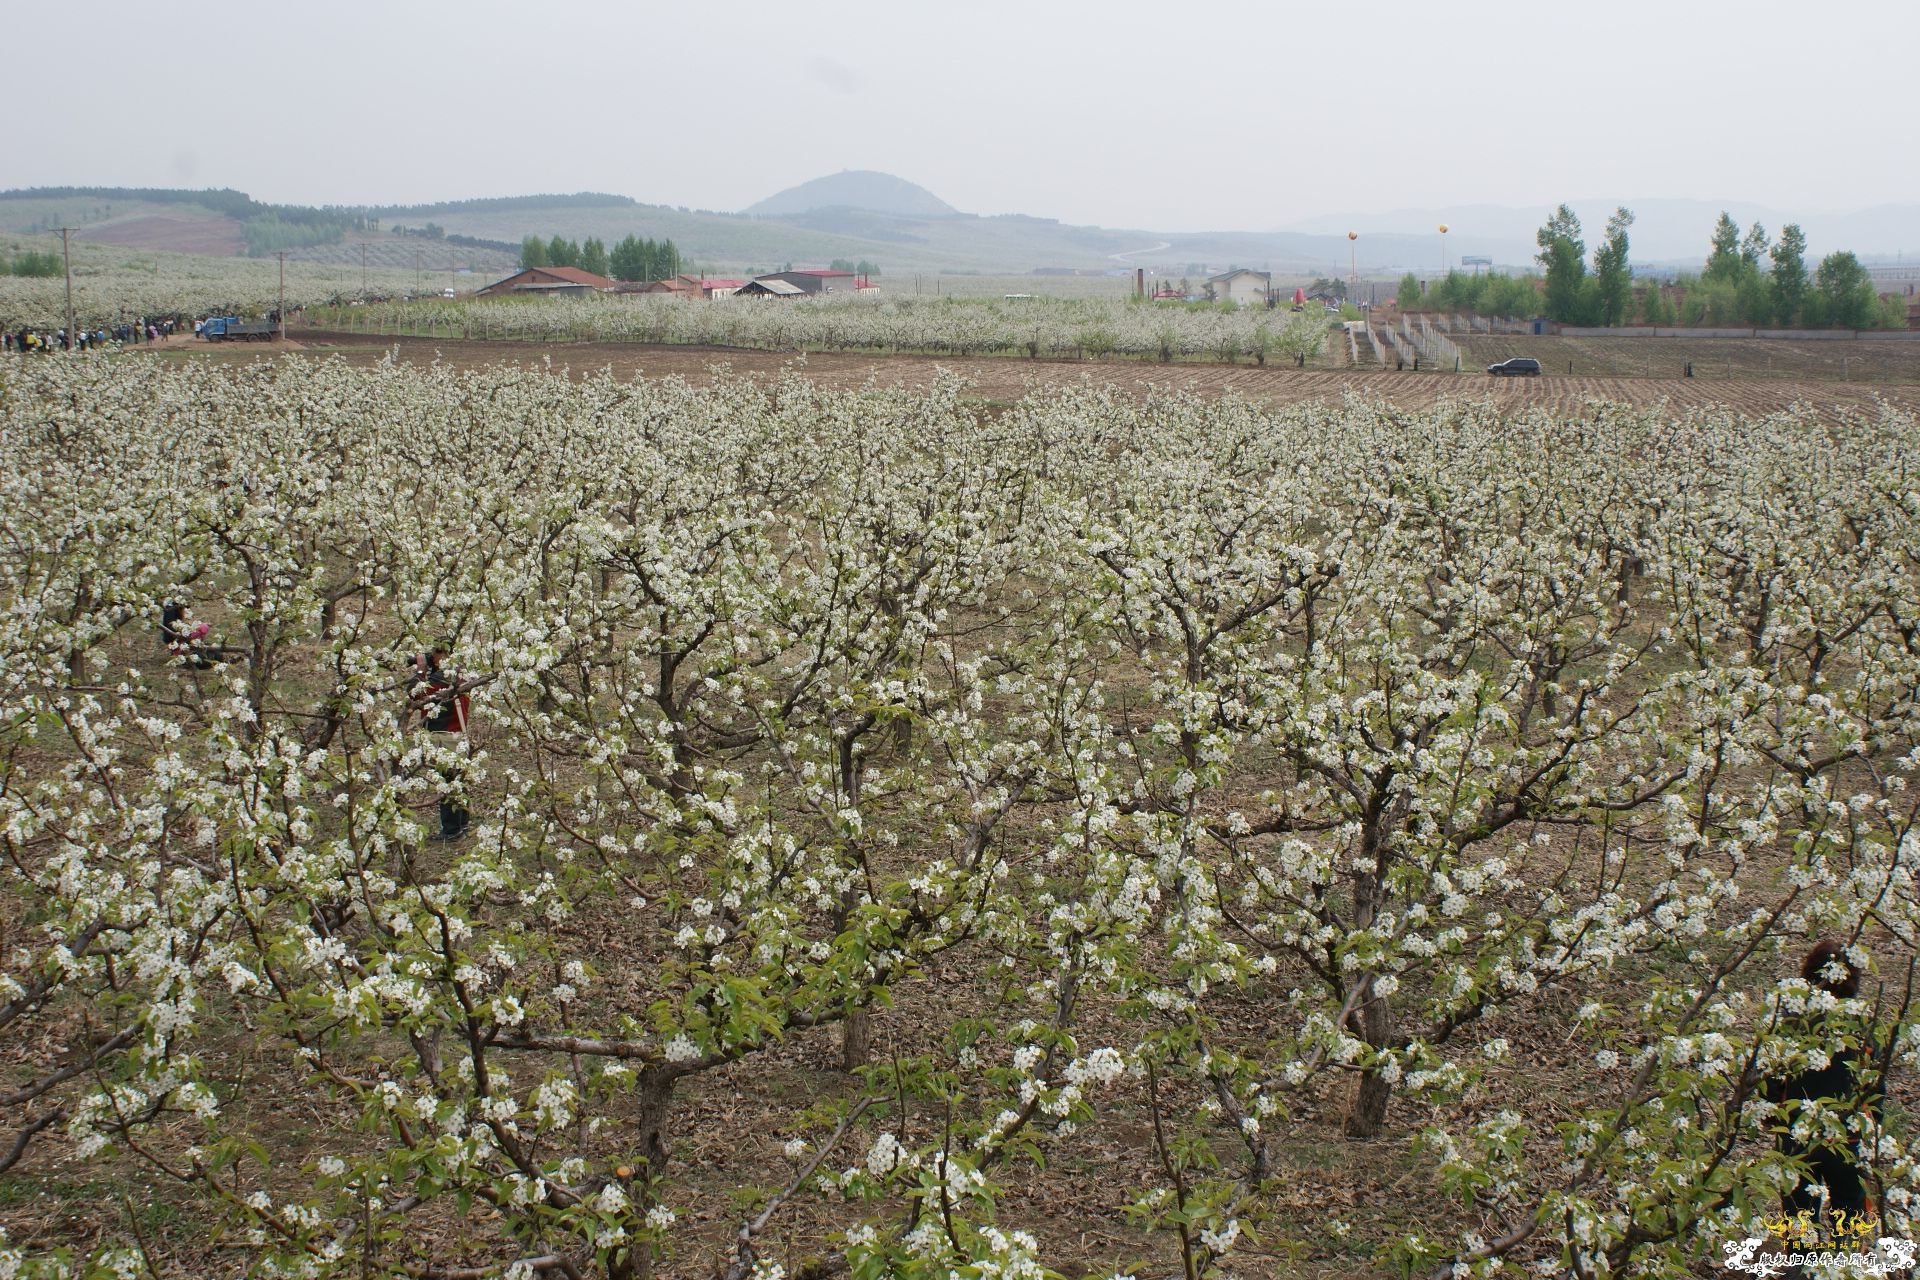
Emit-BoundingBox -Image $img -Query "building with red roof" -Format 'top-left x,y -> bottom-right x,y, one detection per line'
640,275 -> 703,298
476,266 -> 614,298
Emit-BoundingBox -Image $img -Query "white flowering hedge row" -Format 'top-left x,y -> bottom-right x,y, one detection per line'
320,294 -> 1336,366
0,248 -> 439,328
3,355 -> 1920,1280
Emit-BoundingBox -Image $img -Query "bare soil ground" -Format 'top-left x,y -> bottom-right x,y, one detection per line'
1458,332 -> 1920,384
73,214 -> 245,257
162,330 -> 1920,420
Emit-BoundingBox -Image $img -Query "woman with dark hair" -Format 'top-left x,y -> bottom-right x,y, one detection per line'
409,643 -> 471,843
1769,939 -> 1884,1222
160,601 -> 215,669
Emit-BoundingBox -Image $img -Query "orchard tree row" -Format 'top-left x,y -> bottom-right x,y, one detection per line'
325,292 -> 1334,364
0,249 -> 460,329
4,357 -> 1920,1278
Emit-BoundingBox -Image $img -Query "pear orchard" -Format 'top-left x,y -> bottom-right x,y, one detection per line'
4,354 -> 1919,1279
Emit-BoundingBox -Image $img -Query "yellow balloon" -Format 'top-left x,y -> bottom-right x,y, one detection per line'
1438,224 -> 1449,234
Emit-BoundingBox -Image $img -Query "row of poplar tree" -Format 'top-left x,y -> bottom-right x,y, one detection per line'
1531,206 -> 1902,329
518,234 -> 682,283
1397,209 -> 1904,330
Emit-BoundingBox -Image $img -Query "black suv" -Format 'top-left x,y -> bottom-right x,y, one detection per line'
1486,357 -> 1543,377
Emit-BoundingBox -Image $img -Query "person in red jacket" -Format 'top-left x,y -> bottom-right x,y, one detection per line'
160,601 -> 217,669
409,643 -> 470,842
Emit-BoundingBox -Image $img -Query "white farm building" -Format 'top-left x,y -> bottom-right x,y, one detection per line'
1206,269 -> 1272,307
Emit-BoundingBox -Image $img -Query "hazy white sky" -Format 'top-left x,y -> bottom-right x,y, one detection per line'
7,0 -> 1913,232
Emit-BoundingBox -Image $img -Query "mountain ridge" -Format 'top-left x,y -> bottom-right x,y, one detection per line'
744,170 -> 960,219
3,181 -> 1914,277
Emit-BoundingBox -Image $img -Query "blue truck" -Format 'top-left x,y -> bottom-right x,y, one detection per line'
200,315 -> 279,342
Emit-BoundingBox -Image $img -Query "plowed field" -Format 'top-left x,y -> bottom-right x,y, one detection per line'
191,331 -> 1920,418
1459,333 -> 1920,383
74,214 -> 246,257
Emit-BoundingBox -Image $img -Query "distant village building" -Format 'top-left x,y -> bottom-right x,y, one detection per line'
735,278 -> 807,299
618,275 -> 748,299
1205,269 -> 1272,307
640,275 -> 704,299
475,266 -> 613,298
1867,264 -> 1920,294
673,270 -> 873,300
757,269 -> 856,295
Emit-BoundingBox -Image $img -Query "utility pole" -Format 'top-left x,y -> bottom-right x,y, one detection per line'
414,249 -> 422,295
59,228 -> 76,353
277,251 -> 287,342
360,244 -> 369,295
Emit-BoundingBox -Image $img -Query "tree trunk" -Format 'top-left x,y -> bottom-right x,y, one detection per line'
840,1006 -> 871,1072
1343,986 -> 1393,1139
834,726 -> 874,1075
616,1069 -> 678,1280
632,1068 -> 675,1178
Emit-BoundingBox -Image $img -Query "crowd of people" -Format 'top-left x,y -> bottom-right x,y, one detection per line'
5,317 -> 179,353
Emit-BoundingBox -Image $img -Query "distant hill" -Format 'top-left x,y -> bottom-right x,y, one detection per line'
364,192 -> 637,217
744,171 -> 960,219
0,189 -> 629,273
0,182 -> 1572,276
13,182 -> 1909,280
0,182 -> 1532,277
